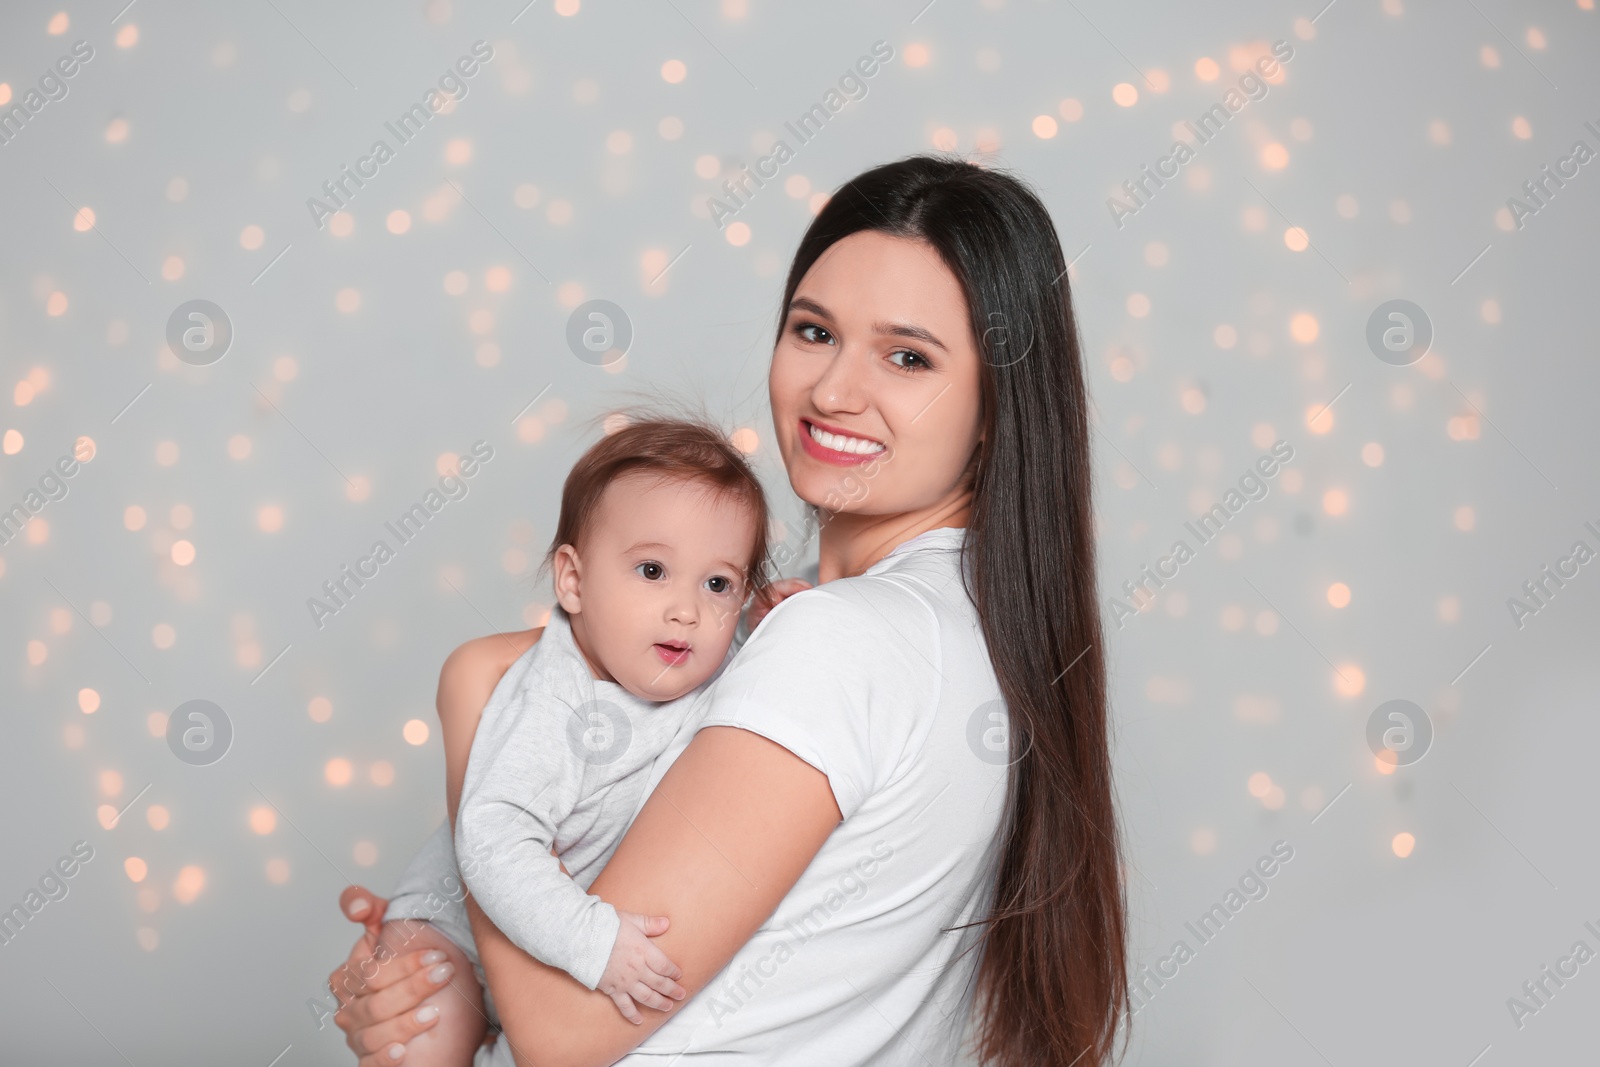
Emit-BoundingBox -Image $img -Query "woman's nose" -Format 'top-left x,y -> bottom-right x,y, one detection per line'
811,343 -> 869,413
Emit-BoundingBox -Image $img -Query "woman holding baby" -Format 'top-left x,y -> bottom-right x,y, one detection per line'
326,156 -> 1128,1066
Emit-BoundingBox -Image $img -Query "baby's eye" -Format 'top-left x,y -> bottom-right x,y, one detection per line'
705,575 -> 735,595
635,561 -> 665,581
795,322 -> 834,345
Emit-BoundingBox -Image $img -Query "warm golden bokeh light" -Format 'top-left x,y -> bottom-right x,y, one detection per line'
1333,663 -> 1366,698
403,719 -> 430,745
1305,403 -> 1334,434
173,865 -> 206,904
249,806 -> 277,835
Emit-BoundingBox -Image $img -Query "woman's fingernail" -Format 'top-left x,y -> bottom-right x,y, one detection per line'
420,950 -> 446,965
347,898 -> 371,917
415,1005 -> 441,1024
428,964 -> 454,984
387,1044 -> 405,1062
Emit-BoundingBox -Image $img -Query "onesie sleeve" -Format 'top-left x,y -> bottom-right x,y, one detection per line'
693,581 -> 936,821
455,688 -> 620,990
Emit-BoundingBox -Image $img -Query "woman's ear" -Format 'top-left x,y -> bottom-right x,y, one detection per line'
552,544 -> 583,614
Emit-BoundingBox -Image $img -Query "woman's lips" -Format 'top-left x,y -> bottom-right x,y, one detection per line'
654,642 -> 691,666
798,419 -> 885,467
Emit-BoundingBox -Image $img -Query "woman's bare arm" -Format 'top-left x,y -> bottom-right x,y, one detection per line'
466,725 -> 842,1067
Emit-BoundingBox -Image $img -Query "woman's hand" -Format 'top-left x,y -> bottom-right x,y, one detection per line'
331,886 -> 480,1065
745,577 -> 812,633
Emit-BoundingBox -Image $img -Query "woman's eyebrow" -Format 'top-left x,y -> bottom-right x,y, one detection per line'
790,297 -> 948,352
875,320 -> 947,351
787,296 -> 832,320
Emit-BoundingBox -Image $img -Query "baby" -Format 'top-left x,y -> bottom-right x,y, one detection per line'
377,417 -> 774,1060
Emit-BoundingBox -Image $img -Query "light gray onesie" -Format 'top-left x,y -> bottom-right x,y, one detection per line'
385,605 -> 725,1030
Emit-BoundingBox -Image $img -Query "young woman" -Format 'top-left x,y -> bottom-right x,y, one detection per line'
326,156 -> 1127,1066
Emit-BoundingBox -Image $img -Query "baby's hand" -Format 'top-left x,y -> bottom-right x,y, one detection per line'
746,578 -> 813,633
597,911 -> 686,1025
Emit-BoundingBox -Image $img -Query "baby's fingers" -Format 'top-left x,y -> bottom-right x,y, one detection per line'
618,910 -> 669,937
629,981 -> 678,1014
644,944 -> 683,984
609,992 -> 644,1025
641,966 -> 686,1003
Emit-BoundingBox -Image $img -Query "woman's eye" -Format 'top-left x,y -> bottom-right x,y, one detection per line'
888,349 -> 931,372
795,323 -> 834,345
706,575 -> 734,594
635,562 -> 665,581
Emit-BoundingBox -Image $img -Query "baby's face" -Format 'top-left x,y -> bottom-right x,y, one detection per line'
562,472 -> 757,702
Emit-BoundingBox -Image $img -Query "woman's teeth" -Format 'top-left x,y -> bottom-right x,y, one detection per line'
809,423 -> 885,455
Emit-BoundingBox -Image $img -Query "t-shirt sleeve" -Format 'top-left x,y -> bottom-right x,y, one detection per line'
693,582 -> 935,821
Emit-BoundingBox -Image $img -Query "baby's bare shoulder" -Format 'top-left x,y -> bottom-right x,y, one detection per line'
438,629 -> 543,706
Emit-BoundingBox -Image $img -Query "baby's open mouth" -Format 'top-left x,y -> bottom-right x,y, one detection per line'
654,641 -> 691,666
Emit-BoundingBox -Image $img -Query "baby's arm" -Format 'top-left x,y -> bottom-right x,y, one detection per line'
438,630 -> 541,833
454,692 -> 685,1021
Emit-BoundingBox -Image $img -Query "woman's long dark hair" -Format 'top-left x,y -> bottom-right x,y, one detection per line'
777,156 -> 1126,1065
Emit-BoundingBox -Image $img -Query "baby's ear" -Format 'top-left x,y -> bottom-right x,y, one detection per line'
551,543 -> 583,613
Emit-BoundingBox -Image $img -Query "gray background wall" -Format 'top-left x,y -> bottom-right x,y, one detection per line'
1,0 -> 1596,1063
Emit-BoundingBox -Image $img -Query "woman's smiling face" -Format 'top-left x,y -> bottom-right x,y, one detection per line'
769,230 -> 986,516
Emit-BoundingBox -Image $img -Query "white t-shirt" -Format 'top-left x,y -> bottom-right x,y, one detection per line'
616,525 -> 1010,1065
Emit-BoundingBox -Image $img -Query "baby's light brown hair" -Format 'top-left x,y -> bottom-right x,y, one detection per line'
545,416 -> 772,605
